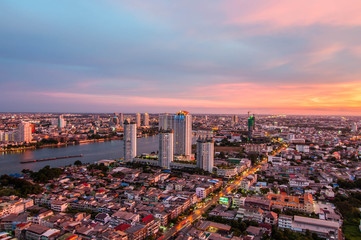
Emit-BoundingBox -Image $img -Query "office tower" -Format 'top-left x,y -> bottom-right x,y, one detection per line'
196,138 -> 214,172
58,115 -> 66,128
248,114 -> 255,139
144,113 -> 149,127
18,122 -> 32,143
159,130 -> 174,169
119,113 -> 124,127
352,122 -> 358,132
123,120 -> 137,162
136,113 -> 141,127
232,115 -> 238,124
159,111 -> 192,157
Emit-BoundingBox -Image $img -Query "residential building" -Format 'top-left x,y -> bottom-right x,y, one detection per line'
124,120 -> 137,162
18,122 -> 32,143
159,130 -> 173,169
196,138 -> 214,172
159,111 -> 192,157
135,113 -> 141,127
143,113 -> 149,127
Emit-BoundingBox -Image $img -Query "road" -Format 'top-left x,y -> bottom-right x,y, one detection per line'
160,143 -> 286,240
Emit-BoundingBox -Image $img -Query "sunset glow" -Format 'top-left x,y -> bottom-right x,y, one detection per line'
1,0 -> 361,114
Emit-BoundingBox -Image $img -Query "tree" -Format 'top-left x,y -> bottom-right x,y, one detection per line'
74,160 -> 83,166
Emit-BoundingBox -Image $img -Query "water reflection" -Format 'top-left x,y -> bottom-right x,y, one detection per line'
0,136 -> 159,175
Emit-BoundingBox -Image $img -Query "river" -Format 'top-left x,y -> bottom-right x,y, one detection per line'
0,135 -> 159,176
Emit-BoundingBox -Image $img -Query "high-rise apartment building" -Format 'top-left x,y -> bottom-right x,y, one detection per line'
159,111 -> 192,157
58,115 -> 66,128
119,113 -> 124,127
248,114 -> 255,139
352,122 -> 358,132
159,130 -> 174,169
232,115 -> 238,124
196,138 -> 214,172
18,122 -> 32,143
144,113 -> 149,127
135,113 -> 141,127
123,120 -> 137,161
159,113 -> 171,130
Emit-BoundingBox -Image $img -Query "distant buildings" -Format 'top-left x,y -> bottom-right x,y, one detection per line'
159,130 -> 174,169
144,113 -> 149,127
123,120 -> 137,162
58,115 -> 66,128
136,113 -> 141,128
231,115 -> 238,124
248,114 -> 255,139
117,113 -> 124,127
352,122 -> 358,132
18,122 -> 32,143
196,138 -> 214,172
111,116 -> 120,125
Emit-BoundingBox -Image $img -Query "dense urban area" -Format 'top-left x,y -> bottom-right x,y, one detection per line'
0,112 -> 361,240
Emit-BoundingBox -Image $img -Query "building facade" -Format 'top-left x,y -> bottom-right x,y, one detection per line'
159,130 -> 174,169
196,138 -> 214,172
124,121 -> 137,162
159,111 -> 192,157
18,122 -> 32,143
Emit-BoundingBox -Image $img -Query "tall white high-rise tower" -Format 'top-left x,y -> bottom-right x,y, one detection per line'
119,113 -> 124,127
58,115 -> 66,128
144,113 -> 149,127
196,138 -> 214,172
135,113 -> 141,127
123,120 -> 137,161
159,130 -> 174,169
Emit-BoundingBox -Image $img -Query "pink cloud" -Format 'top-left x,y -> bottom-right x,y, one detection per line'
224,0 -> 361,29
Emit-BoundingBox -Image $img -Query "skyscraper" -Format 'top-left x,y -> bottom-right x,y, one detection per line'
135,113 -> 141,127
159,111 -> 192,157
119,113 -> 124,127
18,122 -> 32,143
144,113 -> 149,127
248,114 -> 255,139
232,115 -> 238,124
58,115 -> 66,128
159,113 -> 171,130
196,138 -> 214,172
123,120 -> 137,162
159,129 -> 174,169
352,122 -> 358,132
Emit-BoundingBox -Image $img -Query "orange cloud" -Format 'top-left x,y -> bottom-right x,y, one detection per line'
36,80 -> 361,115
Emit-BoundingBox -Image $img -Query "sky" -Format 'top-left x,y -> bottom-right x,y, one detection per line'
1,0 -> 361,115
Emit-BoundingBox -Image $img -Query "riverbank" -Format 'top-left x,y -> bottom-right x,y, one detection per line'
0,135 -> 160,175
0,137 -> 122,153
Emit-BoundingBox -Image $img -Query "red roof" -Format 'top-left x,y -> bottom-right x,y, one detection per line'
65,235 -> 78,240
16,223 -> 27,228
114,223 -> 131,231
142,214 -> 154,224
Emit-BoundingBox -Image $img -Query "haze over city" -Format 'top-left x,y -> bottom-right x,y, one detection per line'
1,0 -> 361,115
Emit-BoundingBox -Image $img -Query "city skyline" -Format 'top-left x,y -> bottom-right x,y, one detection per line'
1,1 -> 361,115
